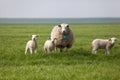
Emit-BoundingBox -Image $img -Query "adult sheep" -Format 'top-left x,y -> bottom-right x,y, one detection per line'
50,23 -> 74,52
92,37 -> 117,55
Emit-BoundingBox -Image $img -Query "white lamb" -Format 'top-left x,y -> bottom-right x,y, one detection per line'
25,35 -> 38,54
44,37 -> 57,53
92,37 -> 117,55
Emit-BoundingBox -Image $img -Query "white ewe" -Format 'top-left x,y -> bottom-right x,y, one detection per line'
25,35 -> 38,54
44,37 -> 57,53
50,23 -> 74,52
92,37 -> 117,55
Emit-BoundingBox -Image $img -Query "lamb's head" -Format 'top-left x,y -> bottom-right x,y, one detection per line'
50,37 -> 57,44
32,35 -> 38,40
109,37 -> 117,44
58,23 -> 70,34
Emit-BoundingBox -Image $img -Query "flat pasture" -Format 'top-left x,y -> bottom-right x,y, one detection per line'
0,24 -> 120,80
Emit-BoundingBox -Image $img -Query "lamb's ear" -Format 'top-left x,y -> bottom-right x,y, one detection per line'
58,24 -> 61,27
67,25 -> 69,28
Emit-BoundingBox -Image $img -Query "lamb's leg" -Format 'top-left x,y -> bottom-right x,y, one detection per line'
25,46 -> 28,54
30,48 -> 33,54
105,49 -> 110,55
45,48 -> 47,53
92,48 -> 97,54
105,46 -> 110,55
55,47 -> 57,51
94,50 -> 98,54
92,50 -> 94,54
34,49 -> 37,54
44,47 -> 47,53
107,51 -> 110,55
47,49 -> 51,53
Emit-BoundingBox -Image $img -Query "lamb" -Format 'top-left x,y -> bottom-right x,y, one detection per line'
92,37 -> 117,55
50,23 -> 74,52
25,35 -> 38,54
44,37 -> 57,53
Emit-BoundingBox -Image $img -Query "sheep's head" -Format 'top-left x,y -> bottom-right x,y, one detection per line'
109,37 -> 117,44
32,35 -> 38,40
58,23 -> 70,35
50,37 -> 57,44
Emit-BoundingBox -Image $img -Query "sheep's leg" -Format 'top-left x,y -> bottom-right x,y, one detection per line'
60,48 -> 65,52
107,51 -> 110,55
34,49 -> 37,54
105,49 -> 110,55
92,48 -> 97,54
55,47 -> 57,51
66,48 -> 68,52
47,49 -> 51,53
60,46 -> 65,52
92,50 -> 94,54
30,48 -> 33,54
105,46 -> 110,55
44,47 -> 47,53
60,48 -> 63,52
94,50 -> 97,54
25,46 -> 28,54
65,47 -> 68,52
92,50 -> 97,54
66,44 -> 71,52
45,49 -> 47,53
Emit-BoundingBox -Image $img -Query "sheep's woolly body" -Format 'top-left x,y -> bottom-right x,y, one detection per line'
92,37 -> 117,55
25,35 -> 38,54
92,39 -> 111,49
26,40 -> 37,50
44,38 -> 56,52
51,23 -> 74,52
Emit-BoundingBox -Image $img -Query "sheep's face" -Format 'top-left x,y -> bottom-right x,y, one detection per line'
32,35 -> 37,40
109,37 -> 117,44
58,23 -> 69,34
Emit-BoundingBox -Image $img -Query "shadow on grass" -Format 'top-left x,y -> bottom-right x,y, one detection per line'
0,47 -> 119,67
21,48 -> 100,66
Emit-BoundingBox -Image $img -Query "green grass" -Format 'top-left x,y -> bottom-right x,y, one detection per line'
0,24 -> 120,80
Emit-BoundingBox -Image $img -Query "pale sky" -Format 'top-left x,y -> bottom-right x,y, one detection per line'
0,0 -> 120,18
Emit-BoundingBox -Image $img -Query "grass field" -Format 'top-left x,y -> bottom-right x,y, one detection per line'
0,24 -> 120,80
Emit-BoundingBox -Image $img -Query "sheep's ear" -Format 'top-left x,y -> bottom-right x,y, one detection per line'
67,25 -> 69,28
58,24 -> 61,27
